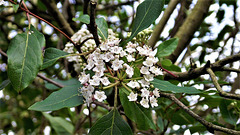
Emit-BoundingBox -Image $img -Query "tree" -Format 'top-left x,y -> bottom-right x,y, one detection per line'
0,0 -> 240,134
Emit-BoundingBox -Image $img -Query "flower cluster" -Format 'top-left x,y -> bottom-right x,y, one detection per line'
66,27 -> 163,108
0,0 -> 5,6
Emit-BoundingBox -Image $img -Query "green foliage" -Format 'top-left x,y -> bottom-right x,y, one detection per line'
7,25 -> 44,92
43,113 -> 74,135
151,78 -> 201,94
0,79 -> 10,90
73,14 -> 90,24
128,0 -> 164,41
156,38 -> 178,58
96,17 -> 108,41
119,88 -> 156,130
28,84 -> 83,111
41,48 -> 69,70
89,109 -> 133,135
45,78 -> 80,90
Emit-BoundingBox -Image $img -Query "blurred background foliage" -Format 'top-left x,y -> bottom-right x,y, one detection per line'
0,0 -> 240,134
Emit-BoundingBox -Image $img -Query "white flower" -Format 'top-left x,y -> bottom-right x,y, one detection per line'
79,72 -> 90,84
119,50 -> 127,57
127,81 -> 140,89
150,96 -> 158,107
127,92 -> 138,101
102,52 -> 114,62
138,79 -> 150,87
110,46 -> 122,54
153,88 -> 160,98
143,57 -> 154,67
94,91 -> 107,102
0,0 -> 5,5
141,88 -> 150,98
150,66 -> 163,76
140,66 -> 150,75
101,76 -> 110,86
100,43 -> 109,51
85,96 -> 93,106
125,43 -> 136,53
126,55 -> 135,62
85,59 -> 95,70
93,65 -> 105,73
149,49 -> 158,57
140,97 -> 149,108
144,74 -> 154,82
89,76 -> 101,86
126,66 -> 134,78
111,59 -> 124,71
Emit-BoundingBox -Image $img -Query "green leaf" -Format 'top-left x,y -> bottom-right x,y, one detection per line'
28,83 -> 83,111
43,113 -> 74,135
96,18 -> 108,41
171,110 -> 195,125
41,48 -> 69,70
119,87 -> 156,130
151,79 -> 201,94
219,99 -> 238,125
161,59 -> 172,67
30,25 -> 46,48
12,4 -> 19,12
0,79 -> 10,90
156,38 -> 178,58
73,14 -> 90,24
89,109 -> 133,135
45,78 -> 79,90
7,25 -> 44,92
128,0 -> 164,41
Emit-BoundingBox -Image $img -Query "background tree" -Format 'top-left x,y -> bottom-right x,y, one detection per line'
0,0 -> 240,134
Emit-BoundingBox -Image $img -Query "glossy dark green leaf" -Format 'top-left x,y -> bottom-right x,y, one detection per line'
30,25 -> 46,48
0,79 -> 10,90
219,99 -> 238,125
7,26 -> 44,92
156,38 -> 178,58
161,59 -> 172,67
151,78 -> 201,94
43,113 -> 74,135
128,0 -> 164,41
41,48 -> 69,70
89,108 -> 133,135
28,83 -> 83,111
119,87 -> 156,130
171,110 -> 195,125
73,14 -> 90,24
96,17 -> 108,41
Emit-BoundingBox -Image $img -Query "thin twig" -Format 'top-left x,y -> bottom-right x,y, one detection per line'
93,101 -> 113,111
220,67 -> 240,73
161,92 -> 240,135
206,68 -> 240,100
37,74 -> 64,88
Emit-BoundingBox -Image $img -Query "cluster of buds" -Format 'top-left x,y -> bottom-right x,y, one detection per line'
75,27 -> 163,108
127,28 -> 153,45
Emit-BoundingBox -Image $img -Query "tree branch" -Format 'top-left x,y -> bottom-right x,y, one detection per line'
160,92 -> 240,135
166,0 -> 213,63
206,68 -> 240,100
148,0 -> 179,47
164,53 -> 240,81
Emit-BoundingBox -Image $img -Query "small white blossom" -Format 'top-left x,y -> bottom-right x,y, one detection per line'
85,96 -> 93,106
89,76 -> 101,86
100,43 -> 109,51
153,88 -> 160,98
127,92 -> 138,101
150,96 -> 158,107
85,59 -> 95,70
140,66 -> 150,75
149,49 -> 158,57
150,66 -> 163,76
144,74 -> 154,82
127,81 -> 140,89
103,52 -> 114,62
94,91 -> 107,102
141,88 -> 150,98
101,76 -> 110,86
126,55 -> 135,62
0,0 -> 5,5
110,46 -> 123,54
111,59 -> 124,71
138,79 -> 150,88
119,50 -> 127,57
126,66 -> 134,78
79,72 -> 90,84
93,65 -> 105,73
140,97 -> 149,108
143,57 -> 154,67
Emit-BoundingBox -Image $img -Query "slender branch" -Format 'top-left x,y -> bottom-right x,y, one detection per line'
161,92 -> 240,135
37,74 -> 64,88
87,1 -> 101,46
164,53 -> 240,81
0,48 -> 7,57
220,67 -> 240,73
148,0 -> 179,47
8,0 -> 78,48
93,101 -> 112,111
206,68 -> 240,100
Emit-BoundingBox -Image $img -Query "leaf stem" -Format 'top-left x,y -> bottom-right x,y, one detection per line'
104,74 -> 119,80
114,85 -> 118,109
121,82 -> 132,93
123,77 -> 143,81
103,81 -> 120,90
